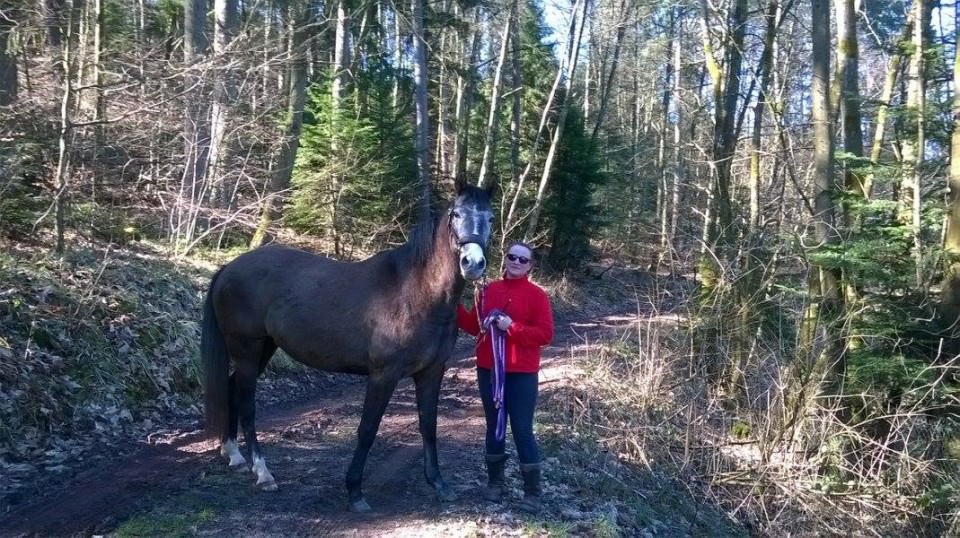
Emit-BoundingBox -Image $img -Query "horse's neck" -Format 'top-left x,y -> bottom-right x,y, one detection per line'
409,215 -> 463,306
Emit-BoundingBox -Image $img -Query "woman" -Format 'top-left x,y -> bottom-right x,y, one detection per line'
457,241 -> 554,513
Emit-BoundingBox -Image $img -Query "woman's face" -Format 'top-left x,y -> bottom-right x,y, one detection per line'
504,245 -> 533,279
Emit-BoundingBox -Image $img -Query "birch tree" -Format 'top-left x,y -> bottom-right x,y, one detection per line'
476,13 -> 512,190
522,0 -> 589,242
900,0 -> 926,286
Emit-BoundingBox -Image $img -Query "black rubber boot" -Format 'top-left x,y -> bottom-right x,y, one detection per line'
484,453 -> 508,502
517,462 -> 542,513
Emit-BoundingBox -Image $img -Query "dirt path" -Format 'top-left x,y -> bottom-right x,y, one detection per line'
0,301 -> 739,538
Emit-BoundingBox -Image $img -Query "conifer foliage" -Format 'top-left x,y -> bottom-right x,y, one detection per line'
287,71 -> 417,253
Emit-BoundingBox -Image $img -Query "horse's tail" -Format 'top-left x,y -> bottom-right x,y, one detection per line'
201,268 -> 229,442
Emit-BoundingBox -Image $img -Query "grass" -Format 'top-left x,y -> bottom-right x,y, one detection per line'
114,493 -> 220,538
115,509 -> 215,538
533,270 -> 960,537
0,239 -> 208,457
3,237 -> 958,536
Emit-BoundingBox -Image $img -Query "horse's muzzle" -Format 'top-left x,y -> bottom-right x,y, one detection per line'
458,243 -> 487,281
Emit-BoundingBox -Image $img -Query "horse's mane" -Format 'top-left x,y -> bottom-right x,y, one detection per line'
405,208 -> 445,268
396,185 -> 487,269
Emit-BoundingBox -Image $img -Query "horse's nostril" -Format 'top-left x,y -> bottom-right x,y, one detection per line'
479,258 -> 486,269
460,257 -> 470,267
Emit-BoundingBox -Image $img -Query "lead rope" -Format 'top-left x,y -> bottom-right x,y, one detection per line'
473,279 -> 507,443
482,309 -> 507,443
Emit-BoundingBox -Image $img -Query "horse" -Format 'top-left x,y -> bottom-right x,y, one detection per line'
200,183 -> 494,512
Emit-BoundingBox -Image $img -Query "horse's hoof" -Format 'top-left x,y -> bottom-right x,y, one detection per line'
437,486 -> 458,502
257,479 -> 278,492
229,462 -> 246,472
349,498 -> 372,513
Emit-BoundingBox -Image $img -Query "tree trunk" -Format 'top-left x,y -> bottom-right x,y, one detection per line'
453,10 -> 481,185
711,0 -> 746,249
657,10 -> 676,265
329,0 -> 352,255
91,0 -> 104,199
176,0 -> 210,251
666,31 -> 683,274
52,0 -> 79,254
476,14 -> 512,190
504,0 -> 574,235
590,0 -> 627,144
939,8 -> 960,345
900,0 -> 925,287
206,0 -> 239,211
867,15 -> 913,197
508,0 -> 522,203
799,0 -> 844,401
748,0 -> 781,232
411,0 -> 431,217
0,6 -> 18,105
332,0 -> 351,108
521,0 -> 589,242
42,0 -> 64,51
251,1 -> 310,248
436,20 -> 452,179
835,0 -> 866,207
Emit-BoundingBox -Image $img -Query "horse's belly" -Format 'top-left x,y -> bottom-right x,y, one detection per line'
274,329 -> 370,375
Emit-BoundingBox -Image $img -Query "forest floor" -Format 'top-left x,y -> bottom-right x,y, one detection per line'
0,256 -> 745,538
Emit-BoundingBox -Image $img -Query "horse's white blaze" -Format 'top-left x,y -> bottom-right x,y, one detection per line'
221,439 -> 246,467
252,455 -> 277,489
459,243 -> 487,280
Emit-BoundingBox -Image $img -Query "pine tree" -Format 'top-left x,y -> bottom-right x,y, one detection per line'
544,102 -> 606,269
287,69 -> 417,254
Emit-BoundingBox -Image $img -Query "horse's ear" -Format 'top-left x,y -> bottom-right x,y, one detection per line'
454,171 -> 468,192
475,172 -> 500,196
485,181 -> 500,200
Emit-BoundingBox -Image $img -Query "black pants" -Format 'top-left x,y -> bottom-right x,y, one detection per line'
477,367 -> 540,464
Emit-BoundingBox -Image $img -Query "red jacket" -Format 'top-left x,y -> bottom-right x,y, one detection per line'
457,275 -> 554,373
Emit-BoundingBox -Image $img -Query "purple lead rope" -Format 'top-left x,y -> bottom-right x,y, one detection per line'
482,309 -> 507,443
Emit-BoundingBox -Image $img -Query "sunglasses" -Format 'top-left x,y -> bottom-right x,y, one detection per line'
506,253 -> 530,264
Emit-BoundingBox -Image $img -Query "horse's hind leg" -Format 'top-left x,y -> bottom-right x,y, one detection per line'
227,337 -> 278,491
221,373 -> 246,468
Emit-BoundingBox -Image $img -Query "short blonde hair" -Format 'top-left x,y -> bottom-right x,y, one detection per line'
506,241 -> 536,263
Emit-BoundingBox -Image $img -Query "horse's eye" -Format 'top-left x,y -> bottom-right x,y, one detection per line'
452,210 -> 462,219
488,216 -> 494,224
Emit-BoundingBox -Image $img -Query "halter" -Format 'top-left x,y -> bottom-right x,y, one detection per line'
447,207 -> 489,251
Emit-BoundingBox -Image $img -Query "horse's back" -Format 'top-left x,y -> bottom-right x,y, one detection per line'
211,245 -> 383,371
213,246 -> 329,335
210,244 -> 456,376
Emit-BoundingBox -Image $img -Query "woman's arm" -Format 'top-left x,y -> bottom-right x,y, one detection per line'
505,288 -> 553,346
456,304 -> 481,336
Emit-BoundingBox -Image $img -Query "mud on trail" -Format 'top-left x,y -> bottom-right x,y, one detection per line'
0,303 -> 743,538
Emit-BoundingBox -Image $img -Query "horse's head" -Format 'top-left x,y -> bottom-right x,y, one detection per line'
449,184 -> 494,281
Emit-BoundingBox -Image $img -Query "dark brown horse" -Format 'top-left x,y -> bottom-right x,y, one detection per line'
201,184 -> 494,512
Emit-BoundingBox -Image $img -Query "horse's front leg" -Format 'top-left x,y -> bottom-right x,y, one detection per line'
346,372 -> 400,513
413,361 -> 457,502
